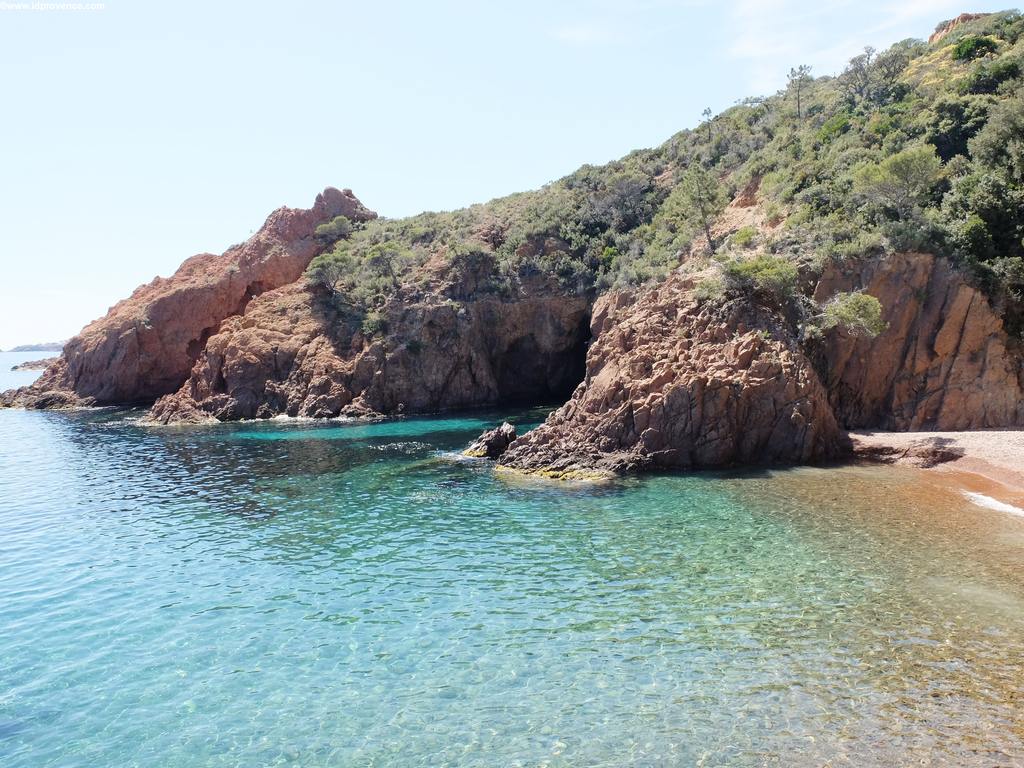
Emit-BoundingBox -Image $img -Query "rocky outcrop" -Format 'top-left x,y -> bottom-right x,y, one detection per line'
849,434 -> 965,468
7,178 -> 1021,480
814,253 -> 1024,430
150,277 -> 590,424
929,13 -> 991,44
2,188 -> 375,409
497,252 -> 1024,477
10,357 -> 57,372
498,276 -> 843,477
464,422 -> 517,459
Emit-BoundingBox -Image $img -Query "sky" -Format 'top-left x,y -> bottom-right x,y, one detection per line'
0,0 -> 1014,349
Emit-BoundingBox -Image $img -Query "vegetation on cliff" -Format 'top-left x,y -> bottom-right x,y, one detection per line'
307,10 -> 1024,334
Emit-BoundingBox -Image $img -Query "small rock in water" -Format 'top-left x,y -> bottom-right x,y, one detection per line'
10,356 -> 56,372
463,422 -> 517,459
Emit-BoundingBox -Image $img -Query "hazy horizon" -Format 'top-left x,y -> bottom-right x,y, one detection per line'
0,0 -> 1013,349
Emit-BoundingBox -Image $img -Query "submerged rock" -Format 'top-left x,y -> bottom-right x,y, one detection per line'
464,422 -> 518,459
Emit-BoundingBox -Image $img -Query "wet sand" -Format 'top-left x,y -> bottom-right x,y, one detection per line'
850,430 -> 1024,509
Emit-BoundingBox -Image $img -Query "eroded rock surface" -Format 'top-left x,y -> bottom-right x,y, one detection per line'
928,12 -> 990,44
815,253 -> 1024,430
150,278 -> 590,424
499,277 -> 843,476
498,253 -> 1024,477
2,188 -> 375,408
6,177 -> 1022,480
10,357 -> 57,372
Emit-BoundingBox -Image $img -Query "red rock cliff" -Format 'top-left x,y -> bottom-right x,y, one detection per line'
814,253 -> 1024,430
150,276 -> 591,423
498,274 -> 842,477
3,188 -> 375,408
928,13 -> 991,44
497,253 -> 1024,476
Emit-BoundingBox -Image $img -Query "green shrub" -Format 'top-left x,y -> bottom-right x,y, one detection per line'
314,215 -> 352,244
730,225 -> 757,248
693,274 -> 727,304
307,248 -> 356,298
817,112 -> 851,144
820,292 -> 887,337
853,144 -> 943,217
361,310 -> 388,337
961,57 -> 1021,94
968,93 -> 1024,184
824,229 -> 886,263
952,36 -> 998,61
723,255 -> 799,304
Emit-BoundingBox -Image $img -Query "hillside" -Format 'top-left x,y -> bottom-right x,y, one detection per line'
4,9 -> 1024,474
4,342 -> 65,353
294,9 -> 1024,336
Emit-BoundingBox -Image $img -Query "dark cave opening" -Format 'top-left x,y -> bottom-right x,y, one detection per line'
492,317 -> 590,407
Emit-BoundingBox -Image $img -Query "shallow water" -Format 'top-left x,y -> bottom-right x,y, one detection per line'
1,407 -> 1023,767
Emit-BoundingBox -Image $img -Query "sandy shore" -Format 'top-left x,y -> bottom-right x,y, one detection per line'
850,430 -> 1024,504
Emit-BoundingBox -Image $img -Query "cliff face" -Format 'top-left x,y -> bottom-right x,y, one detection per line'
498,277 -> 841,477
150,278 -> 590,423
5,183 -> 1022,478
2,188 -> 375,408
815,253 -> 1024,430
6,10 -> 1024,477
497,252 -> 1024,476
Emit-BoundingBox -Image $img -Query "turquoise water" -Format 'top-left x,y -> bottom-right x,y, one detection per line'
2,407 -> 1024,766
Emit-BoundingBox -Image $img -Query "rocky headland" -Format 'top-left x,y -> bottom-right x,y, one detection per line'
2,187 -> 376,410
4,342 -> 64,353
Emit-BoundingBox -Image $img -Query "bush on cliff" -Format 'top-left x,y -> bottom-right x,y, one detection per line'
852,144 -> 944,218
722,255 -> 800,307
314,215 -> 353,245
819,292 -> 887,337
952,35 -> 999,61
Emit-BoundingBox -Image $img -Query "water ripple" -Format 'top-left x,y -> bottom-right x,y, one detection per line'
0,408 -> 1023,766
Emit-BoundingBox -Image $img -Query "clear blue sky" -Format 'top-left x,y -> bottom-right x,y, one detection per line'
0,0 -> 1013,349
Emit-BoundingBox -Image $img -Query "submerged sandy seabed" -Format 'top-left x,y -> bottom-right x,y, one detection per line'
851,429 -> 1024,510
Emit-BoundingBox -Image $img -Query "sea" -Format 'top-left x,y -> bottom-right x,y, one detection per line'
1,350 -> 1023,766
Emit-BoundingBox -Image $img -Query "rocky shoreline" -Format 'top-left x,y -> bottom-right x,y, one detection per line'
4,186 -> 1023,479
10,357 -> 57,372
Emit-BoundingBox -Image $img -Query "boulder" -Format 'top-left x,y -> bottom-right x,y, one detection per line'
464,422 -> 518,459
